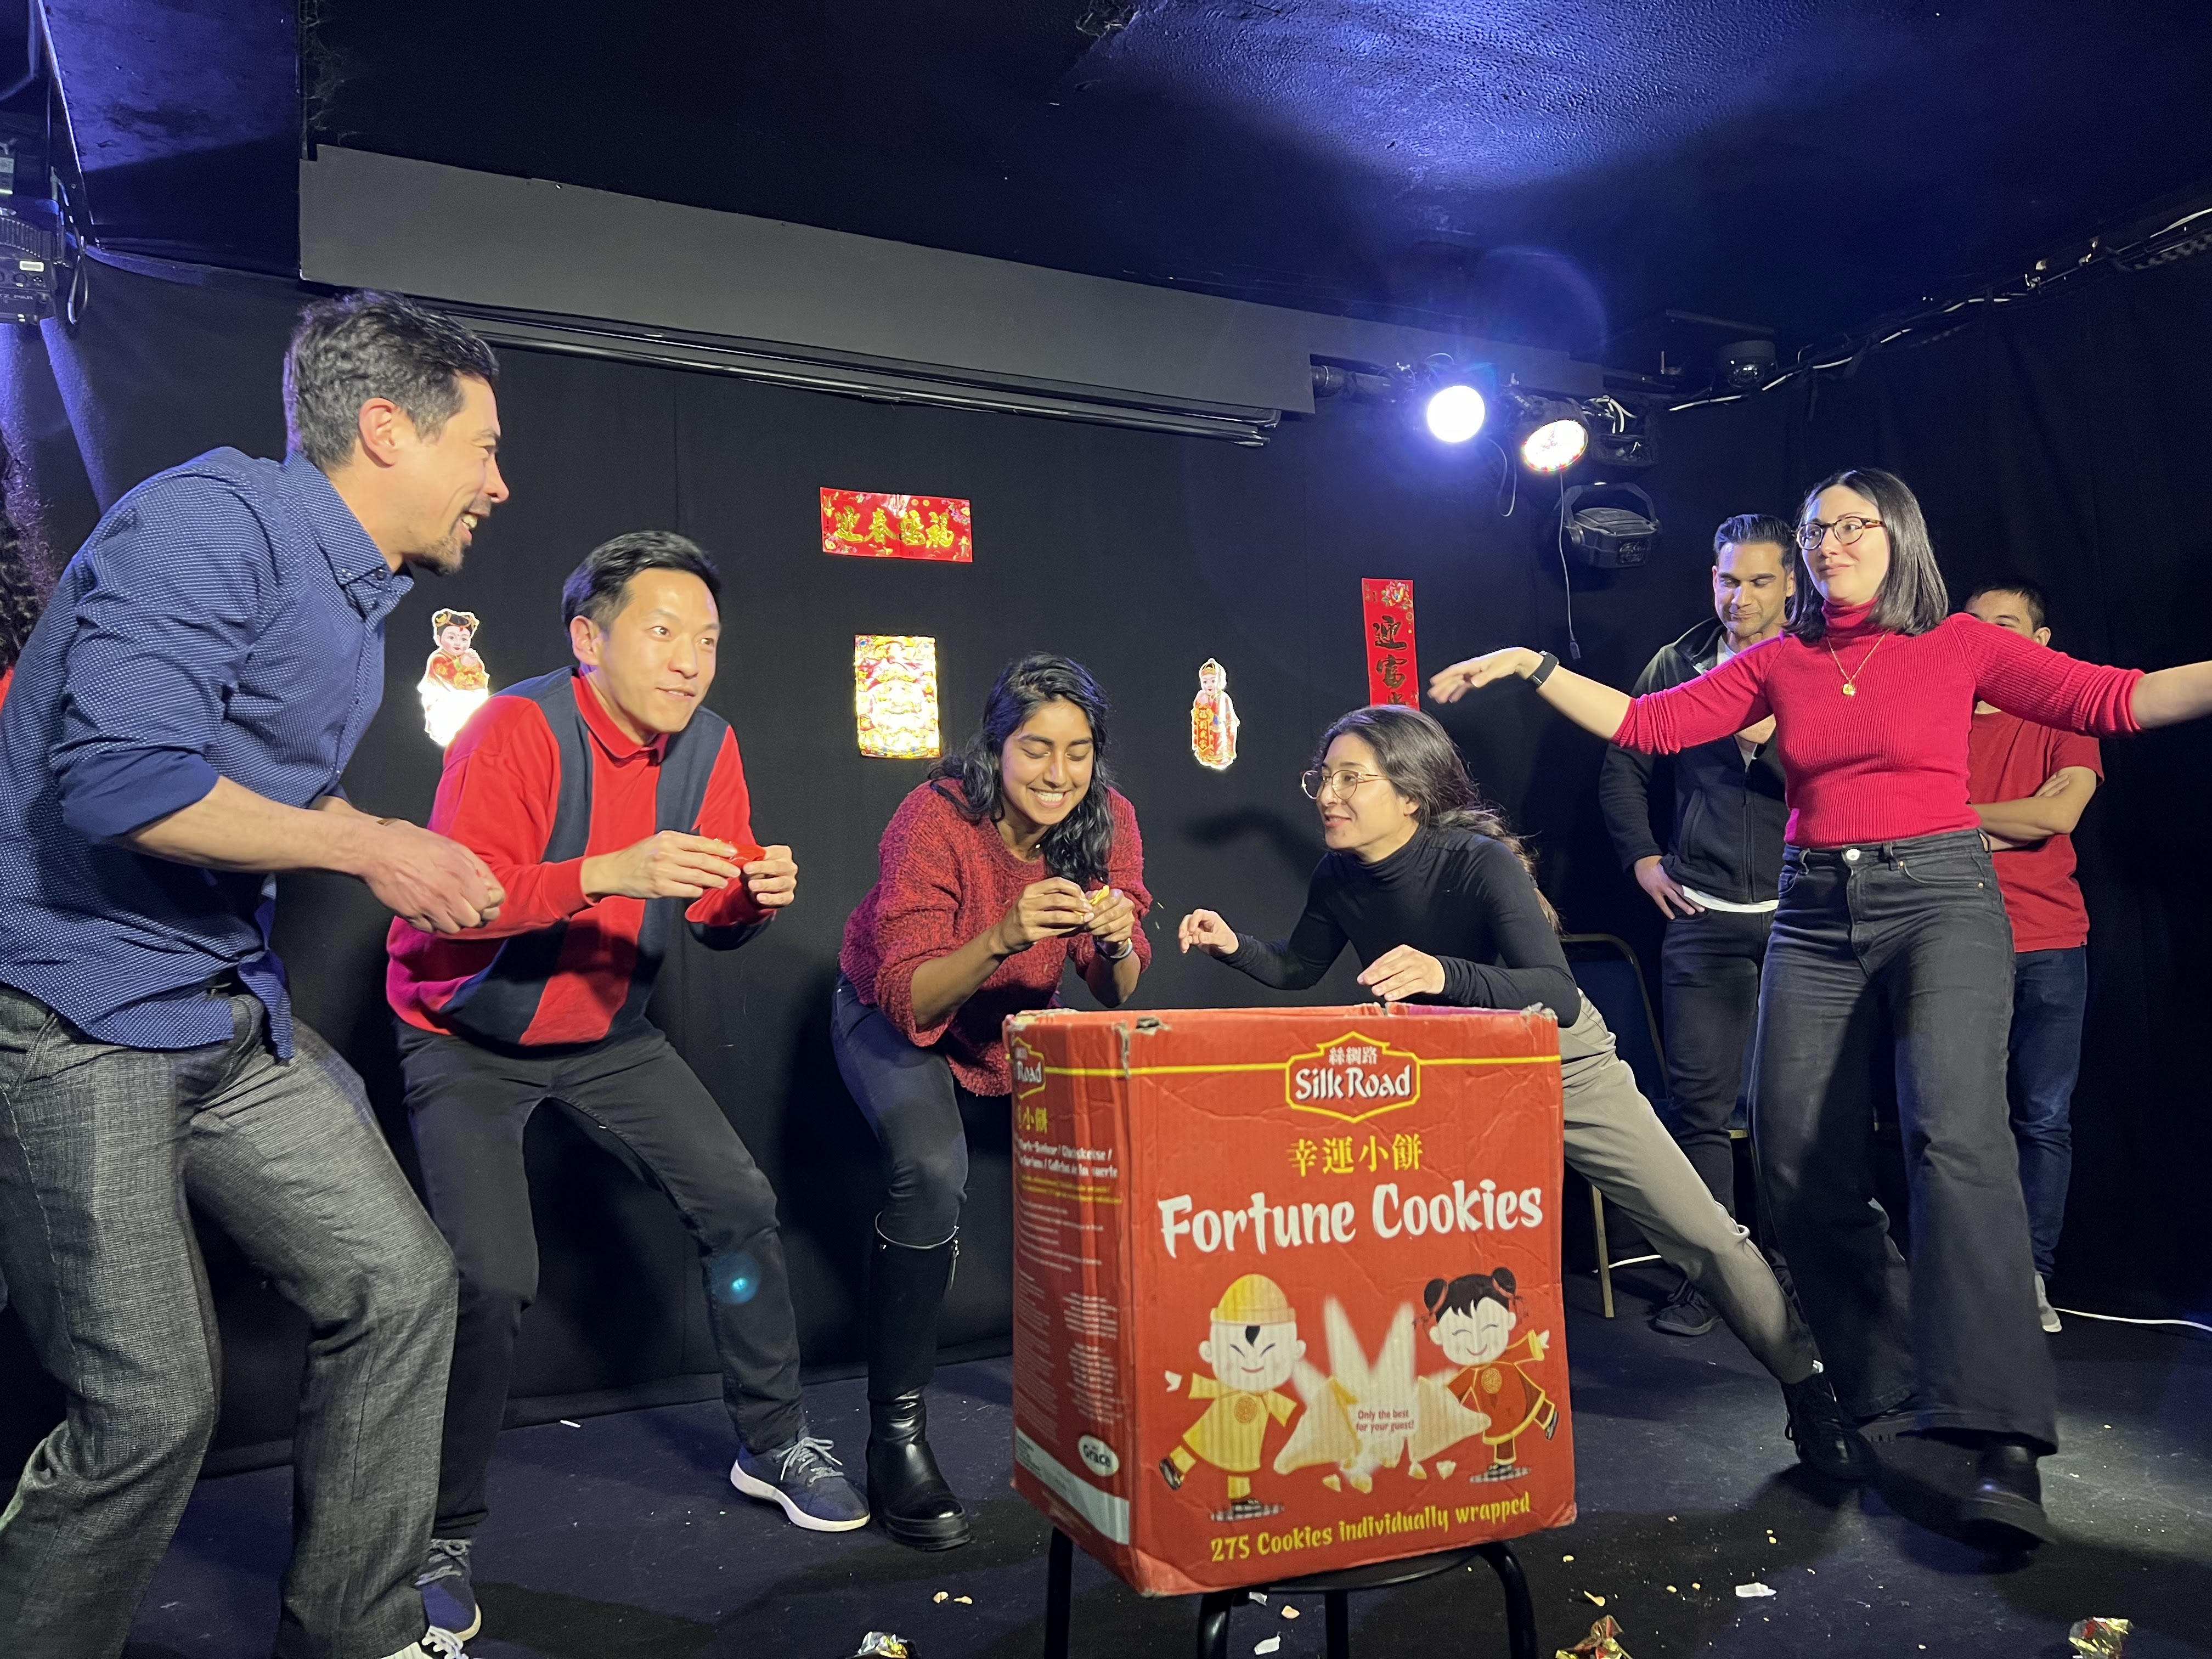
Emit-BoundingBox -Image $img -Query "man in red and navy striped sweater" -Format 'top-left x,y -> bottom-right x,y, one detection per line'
387,532 -> 865,1642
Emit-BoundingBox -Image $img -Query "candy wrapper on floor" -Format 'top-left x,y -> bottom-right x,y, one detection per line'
2069,1617 -> 2131,1657
1007,1004 -> 1573,1596
1556,1614 -> 1632,1658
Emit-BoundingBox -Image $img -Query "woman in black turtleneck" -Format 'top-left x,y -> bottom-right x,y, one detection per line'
1179,703 -> 1860,1483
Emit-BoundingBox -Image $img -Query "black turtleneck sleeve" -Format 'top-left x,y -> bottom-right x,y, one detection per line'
1214,827 -> 1582,1024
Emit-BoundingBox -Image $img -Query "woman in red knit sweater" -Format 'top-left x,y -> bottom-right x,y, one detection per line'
1432,468 -> 2212,1550
835,653 -> 1152,1549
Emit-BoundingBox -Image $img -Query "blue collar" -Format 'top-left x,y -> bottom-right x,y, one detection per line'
283,455 -> 411,616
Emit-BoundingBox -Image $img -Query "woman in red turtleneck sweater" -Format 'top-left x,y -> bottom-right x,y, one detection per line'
1432,468 -> 2212,1550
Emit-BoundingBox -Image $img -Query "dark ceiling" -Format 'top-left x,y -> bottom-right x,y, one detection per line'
50,0 -> 2212,375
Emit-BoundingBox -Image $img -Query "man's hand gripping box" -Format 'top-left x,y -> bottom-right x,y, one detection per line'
1007,1004 -> 1572,1595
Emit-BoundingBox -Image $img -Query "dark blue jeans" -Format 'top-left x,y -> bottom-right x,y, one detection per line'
2008,946 -> 2087,1282
1752,829 -> 2056,1452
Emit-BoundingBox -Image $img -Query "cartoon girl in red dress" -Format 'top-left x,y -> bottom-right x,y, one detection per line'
1419,1269 -> 1557,1482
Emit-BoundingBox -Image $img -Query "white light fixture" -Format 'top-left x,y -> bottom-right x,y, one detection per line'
1424,383 -> 1487,444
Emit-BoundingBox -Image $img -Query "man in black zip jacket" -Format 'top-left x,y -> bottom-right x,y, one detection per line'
1598,514 -> 1795,1338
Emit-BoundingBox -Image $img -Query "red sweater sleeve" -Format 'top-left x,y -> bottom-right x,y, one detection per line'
866,789 -> 972,1048
684,726 -> 771,933
426,698 -> 592,939
1609,639 -> 1776,754
1069,789 -> 1155,974
1956,617 -> 2143,737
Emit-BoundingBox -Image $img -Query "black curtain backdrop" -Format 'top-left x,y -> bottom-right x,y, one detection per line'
2,251 -> 2205,1479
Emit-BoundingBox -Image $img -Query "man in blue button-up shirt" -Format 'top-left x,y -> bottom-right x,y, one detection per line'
0,292 -> 509,1659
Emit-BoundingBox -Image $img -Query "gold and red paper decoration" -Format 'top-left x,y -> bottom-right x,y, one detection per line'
1190,658 -> 1240,770
1361,578 -> 1419,708
822,489 -> 973,563
854,635 -> 941,759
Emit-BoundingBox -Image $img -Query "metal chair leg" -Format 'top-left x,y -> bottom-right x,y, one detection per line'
1476,1541 -> 1540,1659
1592,1185 -> 1615,1318
1325,1588 -> 1351,1658
1043,1528 -> 1073,1659
1194,1589 -> 1239,1659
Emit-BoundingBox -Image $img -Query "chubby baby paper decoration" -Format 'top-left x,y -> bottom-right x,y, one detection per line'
418,608 -> 490,747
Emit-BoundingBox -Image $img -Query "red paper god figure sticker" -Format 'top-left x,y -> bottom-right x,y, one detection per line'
419,608 -> 490,747
1190,659 -> 1240,770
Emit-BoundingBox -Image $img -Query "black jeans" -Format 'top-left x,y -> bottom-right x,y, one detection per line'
1660,905 -> 1771,1215
829,976 -> 996,1246
1753,829 -> 2056,1452
2008,945 -> 2087,1281
398,1020 -> 805,1537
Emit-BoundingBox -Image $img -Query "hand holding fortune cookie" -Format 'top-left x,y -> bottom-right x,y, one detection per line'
1085,884 -> 1137,951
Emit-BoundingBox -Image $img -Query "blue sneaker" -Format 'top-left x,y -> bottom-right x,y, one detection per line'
731,1432 -> 871,1532
414,1537 -> 480,1641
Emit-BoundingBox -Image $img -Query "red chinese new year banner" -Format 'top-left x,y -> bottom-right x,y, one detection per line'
821,489 -> 973,562
1362,579 -> 1419,708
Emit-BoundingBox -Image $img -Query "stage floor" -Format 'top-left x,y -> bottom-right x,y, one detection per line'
126,1269 -> 2209,1658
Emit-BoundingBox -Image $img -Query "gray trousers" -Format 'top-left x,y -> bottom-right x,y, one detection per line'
0,984 -> 456,1659
1559,1000 -> 1815,1384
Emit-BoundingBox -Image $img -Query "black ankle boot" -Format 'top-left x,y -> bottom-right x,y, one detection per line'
865,1227 -> 971,1551
1956,1436 -> 2053,1548
1780,1369 -> 1875,1483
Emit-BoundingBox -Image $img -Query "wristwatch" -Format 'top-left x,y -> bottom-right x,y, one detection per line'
1527,650 -> 1560,688
1101,936 -> 1135,962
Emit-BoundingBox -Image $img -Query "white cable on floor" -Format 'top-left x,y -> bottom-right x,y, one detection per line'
2052,1306 -> 2212,1338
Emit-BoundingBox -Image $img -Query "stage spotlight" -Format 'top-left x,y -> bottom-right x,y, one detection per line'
1424,383 -> 1487,444
1520,415 -> 1588,472
1559,483 -> 1661,569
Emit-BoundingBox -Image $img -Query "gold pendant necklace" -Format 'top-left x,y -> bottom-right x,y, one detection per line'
1826,633 -> 1883,697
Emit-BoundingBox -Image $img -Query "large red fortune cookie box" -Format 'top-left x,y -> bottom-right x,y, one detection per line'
1006,1005 -> 1572,1597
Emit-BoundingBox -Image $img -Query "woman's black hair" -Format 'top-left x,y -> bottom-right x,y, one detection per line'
1787,467 -> 1949,643
929,652 -> 1118,887
1315,703 -> 1560,929
1424,1268 -> 1519,1321
0,444 -> 44,675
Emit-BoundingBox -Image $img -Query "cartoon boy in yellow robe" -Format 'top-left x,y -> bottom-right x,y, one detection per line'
1159,1274 -> 1305,1522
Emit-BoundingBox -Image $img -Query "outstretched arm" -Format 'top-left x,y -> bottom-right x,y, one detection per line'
1432,644 -> 1773,754
1180,891 -> 1346,991
1429,648 -> 1632,739
2132,662 -> 2212,730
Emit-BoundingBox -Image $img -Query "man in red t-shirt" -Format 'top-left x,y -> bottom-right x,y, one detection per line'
1964,580 -> 2101,1336
387,533 -> 866,1643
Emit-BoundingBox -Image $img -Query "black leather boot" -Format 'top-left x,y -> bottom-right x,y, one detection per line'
1781,1368 -> 1876,1483
1956,1436 -> 2053,1548
865,1226 -> 971,1551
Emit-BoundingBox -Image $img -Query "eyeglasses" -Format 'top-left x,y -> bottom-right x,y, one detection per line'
1797,516 -> 1886,551
1300,767 -> 1389,800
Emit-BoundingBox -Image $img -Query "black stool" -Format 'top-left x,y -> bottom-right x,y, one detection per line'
1041,1527 -> 1540,1659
